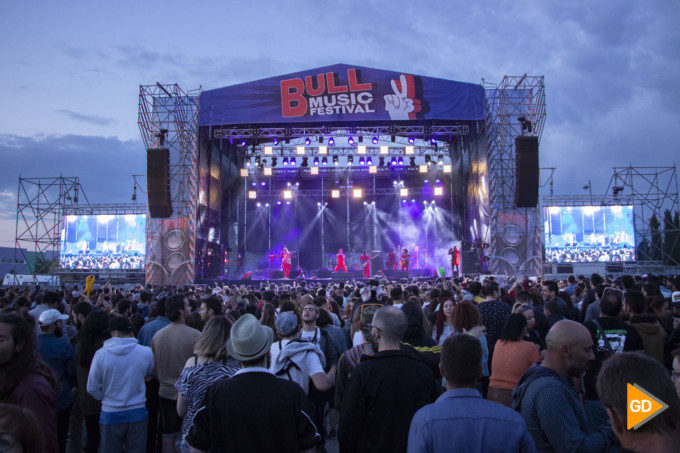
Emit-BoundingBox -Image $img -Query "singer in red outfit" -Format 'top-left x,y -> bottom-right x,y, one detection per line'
360,250 -> 371,278
386,248 -> 397,270
281,246 -> 291,278
334,248 -> 348,272
448,245 -> 460,275
400,248 -> 411,272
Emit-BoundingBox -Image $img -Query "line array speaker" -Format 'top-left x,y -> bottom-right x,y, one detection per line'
147,148 -> 172,218
515,136 -> 539,208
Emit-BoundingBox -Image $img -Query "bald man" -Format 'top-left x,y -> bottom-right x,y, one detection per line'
512,320 -> 617,453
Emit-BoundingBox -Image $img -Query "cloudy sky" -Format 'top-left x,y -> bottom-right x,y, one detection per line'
1,0 -> 678,248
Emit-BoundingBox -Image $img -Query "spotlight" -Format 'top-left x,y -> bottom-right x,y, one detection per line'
391,156 -> 397,165
257,202 -> 261,207
348,156 -> 354,165
255,156 -> 262,167
260,181 -> 266,186
290,157 -> 296,166
305,137 -> 311,145
411,199 -> 416,203
266,203 -> 269,207
367,156 -> 372,165
425,155 -> 431,164
348,136 -> 355,145
379,157 -> 385,166
398,156 -> 404,165
246,158 -> 251,167
328,137 -> 335,146
435,179 -> 440,183
271,157 -> 277,167
410,156 -> 416,167
408,137 -> 415,144
286,201 -> 291,205
317,202 -> 322,206
333,155 -> 339,165
252,182 -> 257,187
431,137 -> 437,144
358,136 -> 363,143
273,138 -> 279,145
402,199 -> 407,203
424,179 -> 429,183
277,201 -> 282,205
438,154 -> 444,165
283,157 -> 289,166
301,157 -> 309,168
314,156 -> 319,165
372,137 -> 379,144
359,157 -> 365,165
363,201 -> 367,205
240,139 -> 247,147
322,157 -> 328,165
287,182 -> 291,186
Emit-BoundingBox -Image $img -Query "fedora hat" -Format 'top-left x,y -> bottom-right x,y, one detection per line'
227,314 -> 273,362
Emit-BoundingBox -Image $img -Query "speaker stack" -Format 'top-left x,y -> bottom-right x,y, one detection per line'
515,136 -> 539,208
147,148 -> 172,218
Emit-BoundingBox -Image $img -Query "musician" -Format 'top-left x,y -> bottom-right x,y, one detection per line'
448,245 -> 460,275
334,248 -> 348,272
281,246 -> 292,278
236,252 -> 244,276
400,248 -> 411,272
412,244 -> 420,268
386,248 -> 397,270
360,250 -> 371,278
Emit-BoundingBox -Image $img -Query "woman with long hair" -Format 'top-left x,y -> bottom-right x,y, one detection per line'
432,299 -> 456,345
259,303 -> 277,332
0,312 -> 57,452
75,310 -> 110,453
451,301 -> 489,381
487,313 -> 541,407
175,316 -> 239,453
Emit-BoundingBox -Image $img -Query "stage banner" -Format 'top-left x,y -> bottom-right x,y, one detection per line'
200,64 -> 485,125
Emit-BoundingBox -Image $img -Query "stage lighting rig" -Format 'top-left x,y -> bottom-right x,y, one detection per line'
313,156 -> 319,165
425,155 -> 431,165
348,136 -> 355,145
359,157 -> 365,165
271,157 -> 278,167
372,137 -> 379,144
301,157 -> 309,168
322,157 -> 328,166
290,157 -> 296,166
283,157 -> 289,166
255,156 -> 262,167
246,158 -> 252,167
333,155 -> 339,165
348,156 -> 354,165
408,137 -> 415,144
305,137 -> 311,145
367,156 -> 372,165
329,137 -> 335,146
273,138 -> 279,145
398,156 -> 404,165
438,154 -> 444,165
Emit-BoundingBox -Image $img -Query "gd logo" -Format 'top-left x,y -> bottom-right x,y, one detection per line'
627,383 -> 668,430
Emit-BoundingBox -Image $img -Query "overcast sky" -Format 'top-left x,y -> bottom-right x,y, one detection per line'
1,0 -> 678,248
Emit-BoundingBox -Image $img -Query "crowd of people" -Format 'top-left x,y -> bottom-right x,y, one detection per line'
60,254 -> 145,270
544,245 -> 636,263
1,271 -> 680,452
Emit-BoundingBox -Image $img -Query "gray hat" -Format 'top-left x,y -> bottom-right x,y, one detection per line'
226,314 -> 274,362
38,309 -> 69,326
275,311 -> 298,337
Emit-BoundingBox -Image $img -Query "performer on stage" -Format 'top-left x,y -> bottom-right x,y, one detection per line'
360,250 -> 371,278
448,245 -> 460,276
386,248 -> 397,270
334,248 -> 348,272
281,246 -> 291,278
400,248 -> 411,272
412,244 -> 420,268
236,252 -> 244,276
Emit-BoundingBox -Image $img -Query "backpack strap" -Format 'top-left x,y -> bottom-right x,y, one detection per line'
592,319 -> 613,352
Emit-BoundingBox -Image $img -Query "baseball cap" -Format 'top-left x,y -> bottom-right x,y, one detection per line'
275,311 -> 298,337
672,291 -> 680,307
38,309 -> 69,326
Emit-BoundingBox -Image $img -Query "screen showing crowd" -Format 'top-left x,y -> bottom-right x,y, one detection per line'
543,205 -> 636,263
60,214 -> 146,270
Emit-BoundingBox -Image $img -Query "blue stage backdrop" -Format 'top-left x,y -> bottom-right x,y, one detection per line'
200,63 -> 485,125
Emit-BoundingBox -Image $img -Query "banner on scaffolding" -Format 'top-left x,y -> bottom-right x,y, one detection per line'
200,63 -> 485,126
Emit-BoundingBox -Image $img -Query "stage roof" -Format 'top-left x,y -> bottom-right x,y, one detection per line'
199,63 -> 485,127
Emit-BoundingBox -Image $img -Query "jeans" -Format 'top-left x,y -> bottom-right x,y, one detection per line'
100,418 -> 148,453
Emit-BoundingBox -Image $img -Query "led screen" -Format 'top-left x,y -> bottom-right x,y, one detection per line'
543,206 -> 635,263
60,215 -> 146,269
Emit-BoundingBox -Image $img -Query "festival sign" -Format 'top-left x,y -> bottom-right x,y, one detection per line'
199,63 -> 485,126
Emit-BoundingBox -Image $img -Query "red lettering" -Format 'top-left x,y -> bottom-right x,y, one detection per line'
305,74 -> 325,96
280,78 -> 307,117
326,72 -> 348,94
348,69 -> 372,91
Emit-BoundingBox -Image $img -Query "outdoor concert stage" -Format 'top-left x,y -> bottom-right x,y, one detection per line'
137,65 -> 547,286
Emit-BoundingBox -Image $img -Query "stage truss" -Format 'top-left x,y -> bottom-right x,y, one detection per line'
14,176 -> 88,275
138,83 -> 201,285
484,75 -> 546,276
544,166 -> 679,267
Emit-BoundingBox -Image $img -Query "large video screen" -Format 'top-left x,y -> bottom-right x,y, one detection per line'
543,206 -> 635,263
60,215 -> 146,269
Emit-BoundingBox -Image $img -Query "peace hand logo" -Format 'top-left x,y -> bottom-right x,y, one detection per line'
384,74 -> 422,120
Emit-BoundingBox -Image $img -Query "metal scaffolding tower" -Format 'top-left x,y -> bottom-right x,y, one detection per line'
14,176 -> 89,274
138,83 -> 201,285
484,75 -> 546,276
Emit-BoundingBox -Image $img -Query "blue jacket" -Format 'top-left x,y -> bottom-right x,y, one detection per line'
137,316 -> 170,347
37,334 -> 75,412
513,364 -> 616,453
408,387 -> 537,453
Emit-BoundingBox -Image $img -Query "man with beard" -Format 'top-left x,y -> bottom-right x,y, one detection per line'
513,321 -> 617,452
37,308 -> 76,453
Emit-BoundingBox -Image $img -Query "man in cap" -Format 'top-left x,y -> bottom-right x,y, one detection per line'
87,316 -> 154,453
187,314 -> 319,453
37,308 -> 75,453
